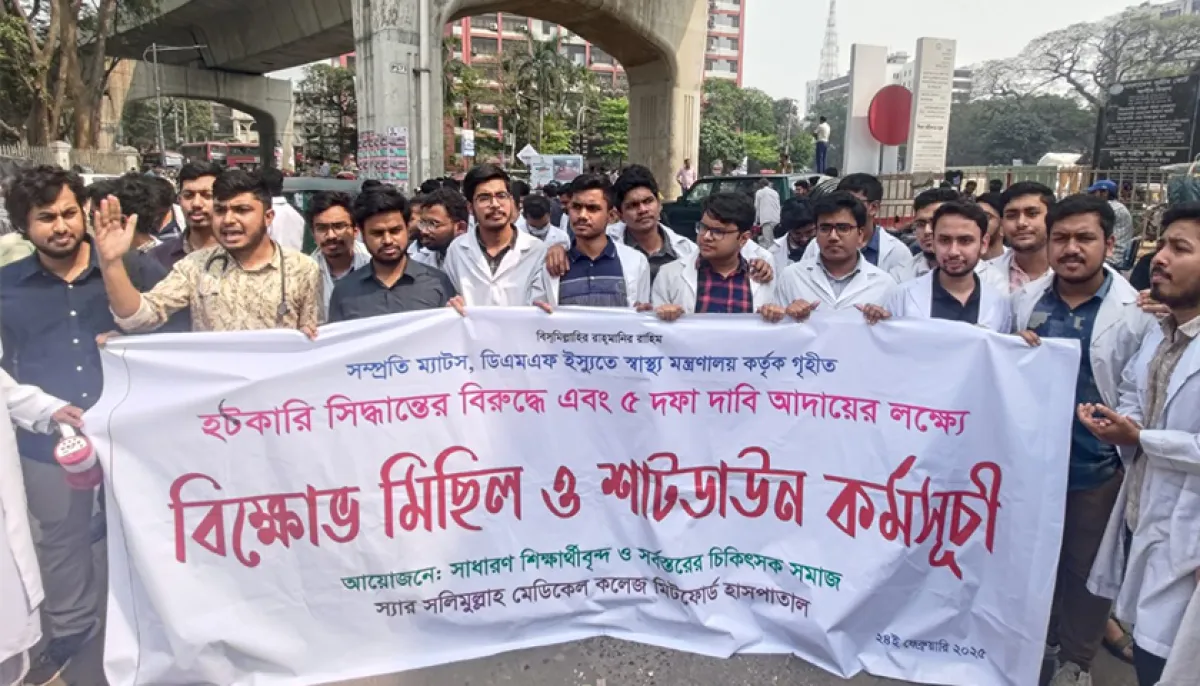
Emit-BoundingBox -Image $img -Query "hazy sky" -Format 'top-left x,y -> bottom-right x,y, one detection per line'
743,0 -> 1137,103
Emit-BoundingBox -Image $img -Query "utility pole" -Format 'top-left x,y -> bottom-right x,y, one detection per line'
141,42 -> 207,155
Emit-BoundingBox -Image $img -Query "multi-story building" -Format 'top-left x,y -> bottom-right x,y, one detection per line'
704,0 -> 745,84
1147,0 -> 1200,17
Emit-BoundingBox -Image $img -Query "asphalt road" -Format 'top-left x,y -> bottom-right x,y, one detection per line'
53,542 -> 1138,686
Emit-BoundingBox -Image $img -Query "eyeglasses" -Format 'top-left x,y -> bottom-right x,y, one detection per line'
312,221 -> 353,234
475,192 -> 513,206
695,223 -> 741,238
816,223 -> 858,235
413,219 -> 447,232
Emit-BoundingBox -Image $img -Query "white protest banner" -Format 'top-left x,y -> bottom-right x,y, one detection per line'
89,309 -> 1079,686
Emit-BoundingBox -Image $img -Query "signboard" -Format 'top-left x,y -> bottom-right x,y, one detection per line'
904,38 -> 957,174
461,129 -> 476,158
358,127 -> 410,189
91,309 -> 1077,686
1096,74 -> 1200,170
529,155 -> 584,189
517,144 -> 540,165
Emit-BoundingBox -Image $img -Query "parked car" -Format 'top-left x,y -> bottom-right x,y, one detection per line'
661,173 -> 830,240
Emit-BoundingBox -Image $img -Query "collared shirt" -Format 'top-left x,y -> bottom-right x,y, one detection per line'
787,237 -> 809,265
1029,272 -> 1118,491
623,227 -> 679,283
929,270 -> 982,324
313,242 -> 372,320
477,227 -> 517,275
149,228 -> 207,271
1106,200 -> 1134,267
116,244 -> 322,333
0,243 -> 163,462
1009,257 -> 1034,292
270,197 -> 307,251
820,256 -> 863,298
1125,313 -> 1200,528
559,237 -> 628,307
327,258 -> 457,323
862,228 -> 882,266
695,257 -> 753,314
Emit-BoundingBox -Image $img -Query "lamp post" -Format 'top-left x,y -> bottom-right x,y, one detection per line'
141,43 -> 207,155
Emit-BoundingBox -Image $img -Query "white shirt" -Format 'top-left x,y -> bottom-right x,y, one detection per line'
816,122 -> 831,143
442,227 -> 548,306
882,270 -> 1012,332
755,187 -> 781,226
775,257 -> 897,310
0,364 -> 65,681
311,242 -> 372,322
270,197 -> 307,252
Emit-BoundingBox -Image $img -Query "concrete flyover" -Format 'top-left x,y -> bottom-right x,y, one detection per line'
107,0 -> 703,187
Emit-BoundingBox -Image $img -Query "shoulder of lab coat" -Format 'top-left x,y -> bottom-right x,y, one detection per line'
1136,323 -> 1200,475
888,252 -> 927,282
776,258 -> 897,310
650,258 -> 771,313
769,235 -> 792,275
0,366 -> 66,434
876,230 -> 915,274
269,198 -> 307,252
884,271 -> 1011,333
740,238 -> 773,271
1012,268 -> 1156,407
443,228 -> 547,306
530,241 -> 650,308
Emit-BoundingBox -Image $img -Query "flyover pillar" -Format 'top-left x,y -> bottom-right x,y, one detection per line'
353,0 -> 443,190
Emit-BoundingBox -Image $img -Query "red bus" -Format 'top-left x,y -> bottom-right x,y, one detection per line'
180,141 -> 228,166
227,142 -> 261,169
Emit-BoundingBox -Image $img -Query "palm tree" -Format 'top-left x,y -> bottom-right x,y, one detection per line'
506,39 -> 574,149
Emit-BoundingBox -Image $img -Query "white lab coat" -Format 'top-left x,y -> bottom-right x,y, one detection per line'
774,258 -> 897,311
528,241 -> 651,307
651,259 -> 775,314
801,226 -> 913,275
516,217 -> 571,247
0,366 -> 65,685
882,270 -> 1013,333
269,197 -> 307,252
1087,321 -> 1200,660
1011,271 -> 1157,412
769,235 -> 807,276
607,222 -> 775,268
890,252 -> 1009,292
442,227 -> 548,306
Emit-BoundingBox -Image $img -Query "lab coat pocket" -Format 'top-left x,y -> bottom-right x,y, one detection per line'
1168,475 -> 1200,574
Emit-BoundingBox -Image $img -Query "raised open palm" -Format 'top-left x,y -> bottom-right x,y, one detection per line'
92,195 -> 138,265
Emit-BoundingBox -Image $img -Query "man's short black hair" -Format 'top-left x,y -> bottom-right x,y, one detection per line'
812,191 -> 868,228
4,165 -> 85,235
824,167 -> 840,178
86,178 -> 119,207
257,167 -> 285,197
305,191 -> 354,224
932,200 -> 989,236
352,187 -> 411,227
419,178 -> 442,194
1001,181 -> 1055,214
361,179 -> 384,191
512,180 -> 531,200
568,172 -> 615,208
1162,201 -> 1200,231
523,194 -> 551,220
113,176 -> 174,236
914,187 -> 961,212
702,192 -> 755,233
462,164 -> 511,202
780,197 -> 815,232
421,187 -> 470,224
178,162 -> 223,185
1046,193 -> 1115,239
613,165 -> 659,207
819,116 -> 827,123
987,179 -> 1004,193
213,169 -> 272,207
836,173 -> 883,203
793,179 -> 811,191
976,192 -> 1004,217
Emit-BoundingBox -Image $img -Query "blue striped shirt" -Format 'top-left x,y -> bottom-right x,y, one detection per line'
559,238 -> 628,307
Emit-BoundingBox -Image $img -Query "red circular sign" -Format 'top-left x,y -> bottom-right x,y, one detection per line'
868,85 -> 913,146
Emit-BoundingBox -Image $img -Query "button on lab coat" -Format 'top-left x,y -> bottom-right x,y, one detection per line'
882,270 -> 1013,333
774,258 -> 897,310
1,364 -> 66,682
1088,323 -> 1200,659
442,228 -> 549,306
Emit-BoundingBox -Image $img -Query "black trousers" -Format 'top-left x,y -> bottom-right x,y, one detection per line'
1133,644 -> 1166,686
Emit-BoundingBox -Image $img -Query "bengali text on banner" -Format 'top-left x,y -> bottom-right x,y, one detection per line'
88,308 -> 1080,686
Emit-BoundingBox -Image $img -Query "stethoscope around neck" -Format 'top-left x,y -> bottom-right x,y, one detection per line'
201,240 -> 289,325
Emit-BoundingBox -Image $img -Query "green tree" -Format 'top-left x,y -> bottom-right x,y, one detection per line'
121,98 -> 214,151
503,39 -> 574,149
947,95 -> 1095,166
0,0 -> 160,146
594,96 -> 628,163
296,64 -> 357,165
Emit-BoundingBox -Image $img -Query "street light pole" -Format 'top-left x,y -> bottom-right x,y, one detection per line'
151,43 -> 165,155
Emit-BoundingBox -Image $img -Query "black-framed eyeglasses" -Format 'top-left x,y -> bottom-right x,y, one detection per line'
816,223 -> 858,235
695,223 -> 741,238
